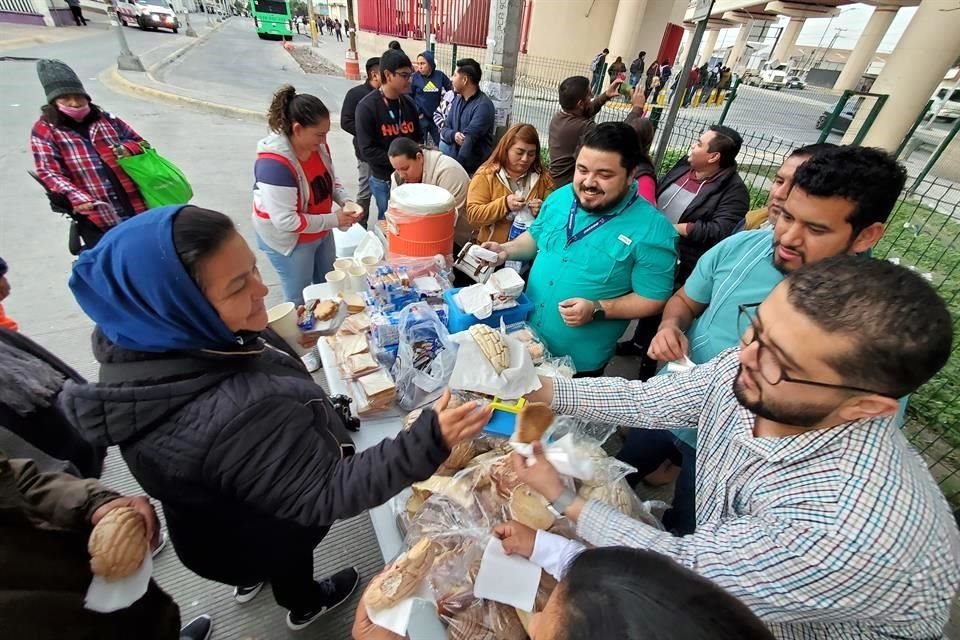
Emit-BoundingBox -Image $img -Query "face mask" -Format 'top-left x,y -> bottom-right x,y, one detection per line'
57,103 -> 91,121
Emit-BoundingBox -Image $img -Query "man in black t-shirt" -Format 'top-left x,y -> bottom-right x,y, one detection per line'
355,49 -> 423,220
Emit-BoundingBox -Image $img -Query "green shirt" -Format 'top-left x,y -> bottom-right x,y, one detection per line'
526,184 -> 678,371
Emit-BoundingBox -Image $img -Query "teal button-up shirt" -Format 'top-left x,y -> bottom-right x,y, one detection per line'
526,183 -> 677,372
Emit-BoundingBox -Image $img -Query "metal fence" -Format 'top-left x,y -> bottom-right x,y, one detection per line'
0,0 -> 37,13
356,0 -> 491,48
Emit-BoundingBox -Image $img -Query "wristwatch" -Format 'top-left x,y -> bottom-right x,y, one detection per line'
592,300 -> 606,320
550,486 -> 578,515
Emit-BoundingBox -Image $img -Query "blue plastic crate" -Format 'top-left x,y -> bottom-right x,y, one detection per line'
443,288 -> 533,334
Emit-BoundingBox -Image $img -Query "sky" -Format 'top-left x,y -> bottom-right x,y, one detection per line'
714,2 -> 918,53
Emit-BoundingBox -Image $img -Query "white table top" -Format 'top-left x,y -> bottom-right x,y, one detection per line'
318,340 -> 447,640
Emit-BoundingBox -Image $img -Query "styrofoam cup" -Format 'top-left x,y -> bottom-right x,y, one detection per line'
347,264 -> 367,292
267,302 -> 298,336
334,258 -> 355,272
325,269 -> 347,294
360,255 -> 379,274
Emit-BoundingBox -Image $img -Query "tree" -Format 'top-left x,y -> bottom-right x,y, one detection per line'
290,0 -> 307,18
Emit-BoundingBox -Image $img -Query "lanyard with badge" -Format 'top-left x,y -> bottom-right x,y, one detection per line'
381,90 -> 402,127
566,191 -> 639,247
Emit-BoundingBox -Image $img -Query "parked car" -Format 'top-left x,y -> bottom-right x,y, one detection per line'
785,76 -> 806,90
931,84 -> 960,122
116,0 -> 180,33
815,98 -> 862,133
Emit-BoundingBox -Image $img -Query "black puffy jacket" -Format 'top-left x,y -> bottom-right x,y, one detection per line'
657,158 -> 750,286
58,329 -> 450,585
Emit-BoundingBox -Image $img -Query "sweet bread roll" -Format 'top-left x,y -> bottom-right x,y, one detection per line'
364,538 -> 437,610
313,299 -> 339,321
87,506 -> 148,581
515,402 -> 553,443
509,484 -> 555,531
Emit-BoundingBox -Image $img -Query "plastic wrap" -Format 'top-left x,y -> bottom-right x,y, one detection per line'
391,303 -> 458,410
504,322 -> 547,366
534,355 -> 576,379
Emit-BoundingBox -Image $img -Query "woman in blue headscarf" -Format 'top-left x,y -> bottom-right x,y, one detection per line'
59,205 -> 492,631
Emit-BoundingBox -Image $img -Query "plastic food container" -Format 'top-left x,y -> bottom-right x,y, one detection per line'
385,183 -> 456,258
443,288 -> 533,333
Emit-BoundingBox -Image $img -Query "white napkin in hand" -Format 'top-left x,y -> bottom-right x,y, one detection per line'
468,244 -> 500,263
665,355 -> 696,373
474,538 -> 541,612
510,434 -> 596,481
448,330 -> 541,399
84,552 -> 153,613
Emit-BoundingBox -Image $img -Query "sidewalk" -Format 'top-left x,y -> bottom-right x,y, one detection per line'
0,18 -> 110,50
108,17 -> 359,121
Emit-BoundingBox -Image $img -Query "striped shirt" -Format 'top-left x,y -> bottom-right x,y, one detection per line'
554,349 -> 960,639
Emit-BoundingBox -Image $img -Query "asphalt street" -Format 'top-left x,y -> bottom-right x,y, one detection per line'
0,20 -> 362,377
157,17 -> 358,116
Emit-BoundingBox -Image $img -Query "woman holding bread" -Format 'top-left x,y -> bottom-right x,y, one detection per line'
59,205 -> 492,632
253,85 -> 363,310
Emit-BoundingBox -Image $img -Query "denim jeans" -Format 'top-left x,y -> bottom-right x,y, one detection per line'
256,232 -> 336,306
368,175 -> 391,220
421,118 -> 440,146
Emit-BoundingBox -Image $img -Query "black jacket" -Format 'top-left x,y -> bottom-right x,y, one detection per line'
341,80 -> 378,160
58,329 -> 450,586
0,328 -> 105,478
657,158 -> 749,285
355,89 -> 423,180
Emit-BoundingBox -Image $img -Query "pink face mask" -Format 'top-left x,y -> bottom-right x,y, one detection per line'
57,103 -> 91,121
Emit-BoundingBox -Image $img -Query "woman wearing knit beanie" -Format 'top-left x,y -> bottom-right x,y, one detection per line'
29,59 -> 149,243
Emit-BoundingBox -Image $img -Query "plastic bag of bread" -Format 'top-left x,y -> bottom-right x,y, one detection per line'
364,538 -> 437,611
575,456 -> 666,530
505,322 -> 548,366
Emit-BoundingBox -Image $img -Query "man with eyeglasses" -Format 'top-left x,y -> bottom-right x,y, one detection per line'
513,255 -> 960,640
619,145 -> 906,535
355,48 -> 423,221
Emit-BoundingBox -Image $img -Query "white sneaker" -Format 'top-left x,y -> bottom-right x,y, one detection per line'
301,349 -> 320,372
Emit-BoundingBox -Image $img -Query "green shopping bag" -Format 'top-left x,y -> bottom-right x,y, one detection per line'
117,144 -> 193,208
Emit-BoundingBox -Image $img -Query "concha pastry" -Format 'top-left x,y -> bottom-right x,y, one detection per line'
515,402 -> 554,443
87,506 -> 148,581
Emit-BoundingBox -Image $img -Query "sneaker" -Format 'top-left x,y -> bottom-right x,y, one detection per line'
152,530 -> 168,558
301,349 -> 320,373
233,582 -> 264,604
285,567 -> 360,631
179,614 -> 213,640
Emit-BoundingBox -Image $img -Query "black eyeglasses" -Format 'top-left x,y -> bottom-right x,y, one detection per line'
737,303 -> 889,396
394,71 -> 412,79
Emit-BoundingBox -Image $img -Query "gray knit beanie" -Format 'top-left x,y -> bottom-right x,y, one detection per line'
36,59 -> 89,104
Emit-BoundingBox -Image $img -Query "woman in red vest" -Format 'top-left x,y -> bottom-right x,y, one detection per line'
253,88 -> 362,298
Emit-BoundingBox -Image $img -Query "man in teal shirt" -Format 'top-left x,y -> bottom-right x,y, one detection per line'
620,144 -> 906,535
482,122 -> 677,376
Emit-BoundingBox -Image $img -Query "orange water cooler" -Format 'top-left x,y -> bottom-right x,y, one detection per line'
385,184 -> 456,259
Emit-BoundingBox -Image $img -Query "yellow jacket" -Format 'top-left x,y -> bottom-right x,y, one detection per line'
465,168 -> 554,244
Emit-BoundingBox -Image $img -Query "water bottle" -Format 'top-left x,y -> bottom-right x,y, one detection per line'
504,206 -> 533,273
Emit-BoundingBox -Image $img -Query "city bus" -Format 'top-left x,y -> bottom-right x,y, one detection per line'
250,0 -> 292,39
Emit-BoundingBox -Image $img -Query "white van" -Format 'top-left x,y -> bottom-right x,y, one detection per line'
931,82 -> 960,122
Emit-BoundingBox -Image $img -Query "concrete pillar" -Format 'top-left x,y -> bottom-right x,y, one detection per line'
832,6 -> 898,93
858,0 -> 960,150
771,17 -> 804,65
698,29 -> 719,66
607,0 -> 650,61
933,133 -> 960,182
482,0 -> 524,136
726,23 -> 750,71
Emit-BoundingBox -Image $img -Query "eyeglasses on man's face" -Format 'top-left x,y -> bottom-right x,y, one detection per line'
736,303 -> 889,396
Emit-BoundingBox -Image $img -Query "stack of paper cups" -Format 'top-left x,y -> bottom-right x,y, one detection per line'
266,302 -> 310,355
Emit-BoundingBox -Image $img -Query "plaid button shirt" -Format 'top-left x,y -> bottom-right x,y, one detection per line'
555,349 -> 960,639
31,113 -> 147,229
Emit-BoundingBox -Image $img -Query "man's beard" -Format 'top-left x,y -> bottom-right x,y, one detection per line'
577,183 -> 629,213
732,367 -> 832,428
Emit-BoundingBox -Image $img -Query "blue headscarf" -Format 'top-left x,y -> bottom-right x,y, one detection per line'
69,205 -> 241,353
